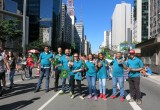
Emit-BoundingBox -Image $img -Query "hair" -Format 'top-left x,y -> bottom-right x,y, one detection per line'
73,53 -> 79,61
44,45 -> 49,48
117,52 -> 122,55
88,53 -> 94,60
98,53 -> 105,62
8,51 -> 14,58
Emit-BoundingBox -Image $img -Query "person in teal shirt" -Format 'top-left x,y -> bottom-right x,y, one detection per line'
69,53 -> 84,100
85,54 -> 98,101
54,47 -> 64,92
97,53 -> 108,101
110,52 -> 127,102
35,46 -> 53,93
127,50 -> 144,105
59,49 -> 72,94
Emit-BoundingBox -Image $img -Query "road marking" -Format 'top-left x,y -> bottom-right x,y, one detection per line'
143,77 -> 160,85
38,91 -> 61,110
117,84 -> 142,110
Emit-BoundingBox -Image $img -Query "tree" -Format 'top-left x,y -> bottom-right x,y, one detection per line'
0,20 -> 22,47
26,40 -> 47,51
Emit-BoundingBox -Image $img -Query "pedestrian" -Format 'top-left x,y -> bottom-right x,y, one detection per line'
69,53 -> 84,100
26,53 -> 34,79
54,47 -> 64,92
35,46 -> 53,93
59,49 -> 72,95
110,52 -> 127,102
127,50 -> 144,105
97,53 -> 108,101
0,49 -> 10,96
85,54 -> 98,101
7,51 -> 16,89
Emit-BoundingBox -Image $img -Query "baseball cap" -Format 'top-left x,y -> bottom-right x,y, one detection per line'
129,50 -> 135,54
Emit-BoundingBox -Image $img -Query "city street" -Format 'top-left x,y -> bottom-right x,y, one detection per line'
0,69 -> 160,110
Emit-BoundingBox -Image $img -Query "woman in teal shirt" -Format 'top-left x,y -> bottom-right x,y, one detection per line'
85,54 -> 98,101
69,53 -> 84,100
97,53 -> 108,101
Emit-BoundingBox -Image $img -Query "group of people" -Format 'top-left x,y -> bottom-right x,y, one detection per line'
34,46 -> 145,105
0,48 -> 35,96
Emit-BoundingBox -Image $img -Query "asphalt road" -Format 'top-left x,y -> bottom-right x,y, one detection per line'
0,70 -> 160,110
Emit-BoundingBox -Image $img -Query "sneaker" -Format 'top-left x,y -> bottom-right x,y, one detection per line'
128,97 -> 135,102
120,97 -> 125,102
136,99 -> 142,105
45,89 -> 49,93
59,90 -> 64,95
54,88 -> 58,92
71,95 -> 74,99
98,93 -> 103,99
94,96 -> 98,101
79,96 -> 84,100
34,89 -> 40,93
87,95 -> 92,99
103,94 -> 107,101
110,95 -> 116,99
70,92 -> 73,96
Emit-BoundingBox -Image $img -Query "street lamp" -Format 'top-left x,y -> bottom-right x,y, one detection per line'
22,0 -> 27,55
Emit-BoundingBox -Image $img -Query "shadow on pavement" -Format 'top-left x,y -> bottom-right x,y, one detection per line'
125,90 -> 146,99
0,97 -> 40,110
0,83 -> 36,100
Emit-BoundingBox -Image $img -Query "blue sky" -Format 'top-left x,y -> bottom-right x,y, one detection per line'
72,0 -> 134,53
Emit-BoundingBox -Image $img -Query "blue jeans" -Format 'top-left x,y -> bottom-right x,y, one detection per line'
86,76 -> 97,96
99,78 -> 106,94
112,76 -> 124,97
62,78 -> 66,92
36,68 -> 50,90
8,69 -> 15,87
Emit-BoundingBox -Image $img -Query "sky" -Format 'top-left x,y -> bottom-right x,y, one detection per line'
72,0 -> 134,53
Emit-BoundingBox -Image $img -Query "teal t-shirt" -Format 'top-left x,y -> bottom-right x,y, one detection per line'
40,52 -> 53,67
97,60 -> 108,79
127,57 -> 144,78
110,59 -> 124,77
85,61 -> 96,77
55,54 -> 64,70
70,60 -> 82,80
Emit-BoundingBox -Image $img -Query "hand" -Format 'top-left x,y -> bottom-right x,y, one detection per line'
127,68 -> 131,72
73,70 -> 77,73
55,66 -> 58,69
98,62 -> 102,68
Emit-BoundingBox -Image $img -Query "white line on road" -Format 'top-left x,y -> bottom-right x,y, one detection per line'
117,84 -> 142,110
38,91 -> 61,110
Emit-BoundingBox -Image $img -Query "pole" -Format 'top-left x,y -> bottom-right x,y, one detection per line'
23,0 -> 27,56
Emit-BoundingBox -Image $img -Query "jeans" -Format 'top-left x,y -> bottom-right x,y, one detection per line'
54,69 -> 61,89
62,78 -> 66,92
70,75 -> 82,95
86,76 -> 97,96
112,76 -> 124,97
28,66 -> 32,77
99,78 -> 106,94
36,68 -> 50,90
128,77 -> 141,100
8,69 -> 15,87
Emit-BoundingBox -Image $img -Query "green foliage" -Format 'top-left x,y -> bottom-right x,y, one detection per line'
132,41 -> 139,44
26,40 -> 46,51
122,47 -> 128,51
120,41 -> 128,45
71,42 -> 76,49
0,20 -> 22,41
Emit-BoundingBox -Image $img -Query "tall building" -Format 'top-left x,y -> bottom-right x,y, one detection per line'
67,0 -> 76,44
134,0 -> 149,42
13,0 -> 40,42
103,31 -> 111,48
0,0 -> 4,22
74,22 -> 84,53
111,2 -> 132,51
149,0 -> 160,38
61,3 -> 72,45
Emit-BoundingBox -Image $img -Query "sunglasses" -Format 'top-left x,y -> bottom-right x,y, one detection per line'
74,56 -> 78,57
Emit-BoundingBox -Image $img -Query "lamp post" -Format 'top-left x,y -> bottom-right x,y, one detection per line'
22,0 -> 27,55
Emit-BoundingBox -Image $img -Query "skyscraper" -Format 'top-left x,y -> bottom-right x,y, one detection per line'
111,2 -> 132,51
0,0 -> 4,22
134,0 -> 149,42
13,0 -> 40,42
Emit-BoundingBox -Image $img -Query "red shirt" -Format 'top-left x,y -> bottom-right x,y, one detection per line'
26,57 -> 34,67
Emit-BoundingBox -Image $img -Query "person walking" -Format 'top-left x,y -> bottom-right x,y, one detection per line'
97,53 -> 108,101
54,47 -> 64,92
0,49 -> 10,96
26,53 -> 34,79
7,51 -> 16,89
127,50 -> 144,105
35,46 -> 53,93
69,53 -> 84,100
110,52 -> 127,102
85,54 -> 98,101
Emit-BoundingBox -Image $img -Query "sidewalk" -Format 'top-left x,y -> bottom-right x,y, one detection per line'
143,74 -> 160,85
